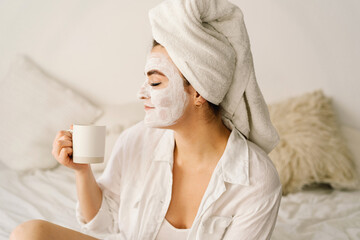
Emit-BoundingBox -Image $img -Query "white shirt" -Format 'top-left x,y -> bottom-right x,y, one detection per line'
156,218 -> 190,240
76,121 -> 282,240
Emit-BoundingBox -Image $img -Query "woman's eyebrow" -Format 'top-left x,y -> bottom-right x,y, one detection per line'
146,70 -> 165,77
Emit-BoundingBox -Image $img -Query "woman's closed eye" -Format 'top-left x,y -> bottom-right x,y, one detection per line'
150,82 -> 161,87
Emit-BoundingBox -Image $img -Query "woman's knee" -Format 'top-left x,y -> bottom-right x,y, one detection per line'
10,219 -> 50,240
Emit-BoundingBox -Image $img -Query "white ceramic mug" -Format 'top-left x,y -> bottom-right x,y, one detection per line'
68,124 -> 106,164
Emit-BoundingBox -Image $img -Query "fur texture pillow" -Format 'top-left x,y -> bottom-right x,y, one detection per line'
268,90 -> 359,195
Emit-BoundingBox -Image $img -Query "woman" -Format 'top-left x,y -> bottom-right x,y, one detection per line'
10,0 -> 282,239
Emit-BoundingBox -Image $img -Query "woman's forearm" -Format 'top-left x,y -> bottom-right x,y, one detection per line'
75,166 -> 103,223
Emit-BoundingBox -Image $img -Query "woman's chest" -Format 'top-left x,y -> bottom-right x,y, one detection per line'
117,161 -> 237,239
165,164 -> 216,227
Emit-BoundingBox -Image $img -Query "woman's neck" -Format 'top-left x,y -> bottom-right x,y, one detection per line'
172,115 -> 231,168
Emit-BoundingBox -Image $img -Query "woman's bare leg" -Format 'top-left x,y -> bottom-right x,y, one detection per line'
10,219 -> 99,240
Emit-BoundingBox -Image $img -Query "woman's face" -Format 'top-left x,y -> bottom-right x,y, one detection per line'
137,45 -> 189,128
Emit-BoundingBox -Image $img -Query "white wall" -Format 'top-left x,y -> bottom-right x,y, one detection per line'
232,0 -> 360,129
0,0 -> 162,106
1,0 -> 359,128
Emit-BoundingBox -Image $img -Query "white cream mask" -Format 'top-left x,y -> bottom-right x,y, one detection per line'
137,52 -> 188,128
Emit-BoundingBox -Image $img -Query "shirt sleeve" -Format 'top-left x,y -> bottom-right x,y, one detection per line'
75,130 -> 129,236
222,185 -> 282,240
75,187 -> 120,235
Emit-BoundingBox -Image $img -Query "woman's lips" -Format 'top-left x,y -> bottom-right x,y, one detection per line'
144,105 -> 155,111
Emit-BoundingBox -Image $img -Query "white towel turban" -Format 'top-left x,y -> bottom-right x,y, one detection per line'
148,0 -> 279,153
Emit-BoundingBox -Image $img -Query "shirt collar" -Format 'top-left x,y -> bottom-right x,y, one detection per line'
153,129 -> 175,163
152,128 -> 250,186
220,129 -> 250,186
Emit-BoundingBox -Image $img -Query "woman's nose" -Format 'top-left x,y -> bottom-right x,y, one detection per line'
137,82 -> 151,99
139,95 -> 148,100
137,89 -> 148,99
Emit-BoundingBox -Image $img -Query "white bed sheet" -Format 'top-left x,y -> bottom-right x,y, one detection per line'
1,161 -> 359,240
0,162 -> 85,239
273,187 -> 360,240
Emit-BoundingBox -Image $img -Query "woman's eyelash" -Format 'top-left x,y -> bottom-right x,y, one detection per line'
150,82 -> 161,87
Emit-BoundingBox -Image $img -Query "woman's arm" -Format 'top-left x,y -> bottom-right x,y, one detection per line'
52,126 -> 122,235
75,166 -> 103,223
52,127 -> 103,224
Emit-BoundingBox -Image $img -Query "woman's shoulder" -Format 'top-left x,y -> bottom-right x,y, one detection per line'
223,133 -> 282,208
225,129 -> 281,192
246,139 -> 282,194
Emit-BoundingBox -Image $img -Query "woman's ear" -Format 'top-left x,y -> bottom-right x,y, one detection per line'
194,91 -> 207,107
187,85 -> 206,107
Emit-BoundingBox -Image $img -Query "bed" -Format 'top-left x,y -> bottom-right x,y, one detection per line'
0,120 -> 360,240
2,174 -> 360,240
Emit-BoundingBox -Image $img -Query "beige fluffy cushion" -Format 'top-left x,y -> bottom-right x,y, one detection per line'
268,90 -> 359,195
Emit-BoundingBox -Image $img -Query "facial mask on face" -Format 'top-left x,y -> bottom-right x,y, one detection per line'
137,52 -> 188,128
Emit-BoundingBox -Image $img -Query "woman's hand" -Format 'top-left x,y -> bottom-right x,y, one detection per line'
52,124 -> 90,173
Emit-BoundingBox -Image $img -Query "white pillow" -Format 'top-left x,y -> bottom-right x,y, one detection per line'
0,55 -> 103,172
91,103 -> 144,173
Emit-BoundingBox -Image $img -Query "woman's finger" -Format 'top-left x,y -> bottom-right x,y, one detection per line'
59,139 -> 72,148
58,135 -> 72,142
53,139 -> 72,158
59,147 -> 73,165
55,130 -> 72,140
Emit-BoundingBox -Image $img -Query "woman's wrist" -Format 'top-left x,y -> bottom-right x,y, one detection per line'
74,164 -> 91,176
